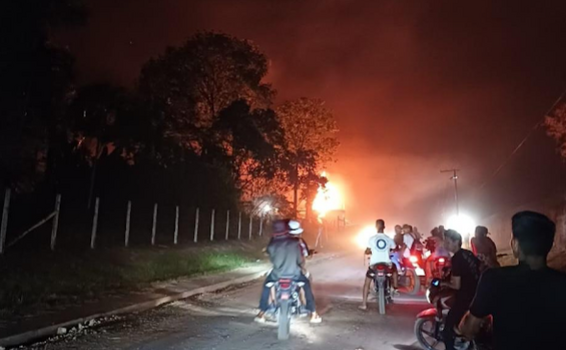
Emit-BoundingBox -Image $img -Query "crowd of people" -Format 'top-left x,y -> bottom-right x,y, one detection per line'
255,211 -> 566,350
362,212 -> 566,350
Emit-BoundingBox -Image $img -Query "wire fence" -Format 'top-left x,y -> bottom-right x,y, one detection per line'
0,188 -> 267,254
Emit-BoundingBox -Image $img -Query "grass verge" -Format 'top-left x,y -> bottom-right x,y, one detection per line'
0,241 -> 267,317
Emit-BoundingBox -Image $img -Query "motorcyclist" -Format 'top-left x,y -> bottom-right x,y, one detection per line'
255,219 -> 322,324
401,224 -> 415,259
289,220 -> 311,262
461,211 -> 566,350
441,229 -> 480,350
470,225 -> 500,270
391,225 -> 404,271
425,227 -> 451,282
359,219 -> 398,310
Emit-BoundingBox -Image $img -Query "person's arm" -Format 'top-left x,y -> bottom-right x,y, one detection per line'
441,275 -> 461,290
296,241 -> 307,273
470,237 -> 478,255
460,269 -> 497,339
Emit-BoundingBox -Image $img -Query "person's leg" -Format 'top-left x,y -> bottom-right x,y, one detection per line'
297,274 -> 321,323
390,264 -> 398,290
442,303 -> 469,350
360,268 -> 373,310
255,274 -> 275,322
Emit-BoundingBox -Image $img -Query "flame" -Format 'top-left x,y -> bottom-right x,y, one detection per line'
312,172 -> 343,219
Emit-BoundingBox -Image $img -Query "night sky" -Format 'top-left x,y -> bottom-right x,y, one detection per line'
57,0 -> 566,227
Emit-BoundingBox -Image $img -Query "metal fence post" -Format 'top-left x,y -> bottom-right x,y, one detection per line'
90,197 -> 100,249
125,201 -> 131,247
237,212 -> 242,240
0,188 -> 11,254
50,194 -> 61,251
210,209 -> 215,241
225,210 -> 230,240
193,207 -> 200,243
151,203 -> 158,245
248,215 -> 253,240
174,205 -> 179,245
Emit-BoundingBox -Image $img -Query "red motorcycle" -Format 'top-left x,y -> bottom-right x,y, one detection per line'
414,270 -> 492,350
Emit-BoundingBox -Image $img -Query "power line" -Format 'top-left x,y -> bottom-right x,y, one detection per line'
476,89 -> 566,192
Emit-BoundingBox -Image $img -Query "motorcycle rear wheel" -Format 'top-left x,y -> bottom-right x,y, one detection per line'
378,281 -> 386,315
277,300 -> 291,341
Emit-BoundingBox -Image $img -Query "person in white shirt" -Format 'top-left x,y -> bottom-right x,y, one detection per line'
402,224 -> 415,258
360,219 -> 398,310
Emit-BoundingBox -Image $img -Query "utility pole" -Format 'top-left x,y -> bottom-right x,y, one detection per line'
441,169 -> 460,216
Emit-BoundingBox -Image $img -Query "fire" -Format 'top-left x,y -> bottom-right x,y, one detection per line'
312,172 -> 343,218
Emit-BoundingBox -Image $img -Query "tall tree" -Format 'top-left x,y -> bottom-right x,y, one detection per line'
0,0 -> 87,189
276,98 -> 339,217
137,32 -> 281,203
138,31 -> 274,154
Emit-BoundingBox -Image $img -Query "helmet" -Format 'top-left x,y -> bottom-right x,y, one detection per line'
288,220 -> 303,235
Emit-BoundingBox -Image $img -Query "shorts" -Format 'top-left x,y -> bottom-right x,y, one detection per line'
366,263 -> 397,278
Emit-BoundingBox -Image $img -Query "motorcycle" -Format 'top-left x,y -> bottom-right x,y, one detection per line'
367,263 -> 393,314
414,272 -> 492,350
396,255 -> 423,295
430,256 -> 450,280
265,278 -> 305,340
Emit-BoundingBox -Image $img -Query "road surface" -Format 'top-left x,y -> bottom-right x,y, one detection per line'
32,254 -> 429,350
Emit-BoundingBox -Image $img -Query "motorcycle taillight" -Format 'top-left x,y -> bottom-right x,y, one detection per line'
278,279 -> 292,289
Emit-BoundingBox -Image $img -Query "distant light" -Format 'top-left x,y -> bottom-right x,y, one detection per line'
446,214 -> 476,238
263,204 -> 272,213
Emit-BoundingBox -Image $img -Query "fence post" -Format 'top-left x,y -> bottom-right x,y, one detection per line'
0,188 -> 11,254
237,212 -> 242,240
174,205 -> 179,245
259,217 -> 263,237
193,207 -> 200,243
248,215 -> 253,240
125,201 -> 131,247
151,203 -> 158,245
225,210 -> 230,240
90,197 -> 100,249
210,209 -> 215,241
50,194 -> 61,251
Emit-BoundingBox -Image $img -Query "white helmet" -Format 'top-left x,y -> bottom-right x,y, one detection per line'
288,220 -> 304,235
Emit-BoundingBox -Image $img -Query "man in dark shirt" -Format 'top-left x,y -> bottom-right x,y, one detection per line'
255,220 -> 321,324
461,211 -> 566,350
441,229 -> 480,350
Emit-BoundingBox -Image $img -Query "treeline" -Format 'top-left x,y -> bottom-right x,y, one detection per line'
0,1 -> 339,238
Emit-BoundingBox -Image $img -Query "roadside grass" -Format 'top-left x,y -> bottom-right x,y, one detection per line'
0,242 -> 266,316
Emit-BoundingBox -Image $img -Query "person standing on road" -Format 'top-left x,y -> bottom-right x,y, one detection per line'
255,220 -> 322,324
391,225 -> 404,271
441,229 -> 480,350
461,211 -> 566,350
401,224 -> 415,258
470,225 -> 499,270
360,219 -> 398,310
